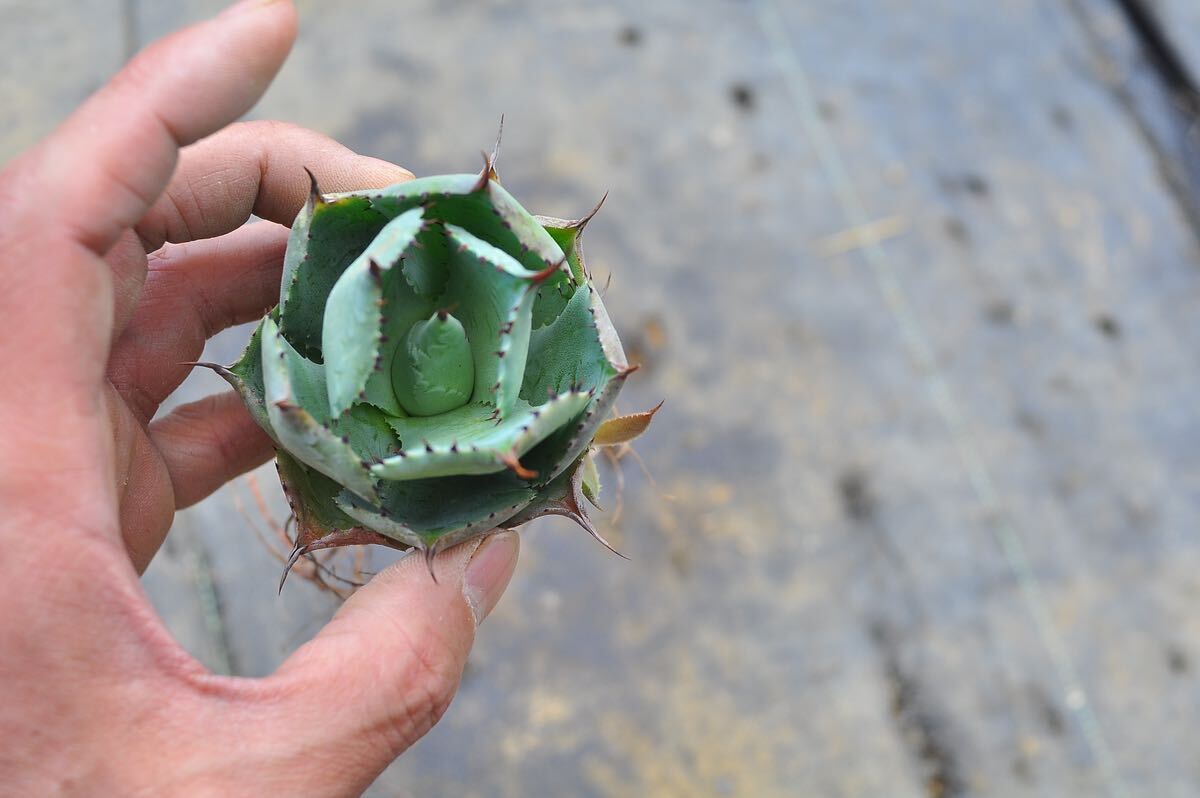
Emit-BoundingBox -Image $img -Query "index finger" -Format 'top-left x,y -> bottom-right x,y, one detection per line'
135,120 -> 414,252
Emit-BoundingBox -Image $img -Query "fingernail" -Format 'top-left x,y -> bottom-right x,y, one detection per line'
463,531 -> 519,626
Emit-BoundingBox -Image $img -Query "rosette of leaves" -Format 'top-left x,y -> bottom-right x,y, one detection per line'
201,141 -> 657,582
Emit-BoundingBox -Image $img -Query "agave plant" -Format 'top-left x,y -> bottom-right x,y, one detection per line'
200,136 -> 657,582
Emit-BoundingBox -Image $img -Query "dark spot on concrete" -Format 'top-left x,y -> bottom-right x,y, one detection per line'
784,319 -> 813,344
1047,373 -> 1077,395
1027,683 -> 1065,737
1050,104 -> 1074,132
1014,408 -> 1045,439
941,173 -> 990,197
1122,498 -> 1158,531
1041,701 -> 1066,736
838,468 -> 876,523
869,620 -> 968,798
963,173 -> 990,196
750,152 -> 772,173
1094,313 -> 1121,340
668,544 -> 691,577
1165,644 -> 1190,675
1011,754 -> 1034,784
1051,473 -> 1080,500
371,48 -> 430,78
817,99 -> 838,121
617,24 -> 642,47
983,299 -> 1014,326
943,216 -> 970,245
729,82 -> 756,112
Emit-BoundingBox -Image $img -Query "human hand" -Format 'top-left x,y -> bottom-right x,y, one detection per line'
0,1 -> 519,794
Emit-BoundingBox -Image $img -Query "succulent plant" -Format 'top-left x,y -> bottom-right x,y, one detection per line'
200,136 -> 657,582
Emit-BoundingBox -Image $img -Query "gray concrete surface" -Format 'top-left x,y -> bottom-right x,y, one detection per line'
3,1 -> 1200,796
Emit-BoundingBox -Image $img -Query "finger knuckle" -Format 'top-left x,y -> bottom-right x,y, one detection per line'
239,118 -> 329,147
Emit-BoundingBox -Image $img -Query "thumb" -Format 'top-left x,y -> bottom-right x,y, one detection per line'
261,531 -> 519,793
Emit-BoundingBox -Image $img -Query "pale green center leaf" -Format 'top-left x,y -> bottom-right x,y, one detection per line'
392,311 -> 475,417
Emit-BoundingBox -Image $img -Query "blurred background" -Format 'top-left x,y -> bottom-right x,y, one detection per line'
4,1 -> 1200,795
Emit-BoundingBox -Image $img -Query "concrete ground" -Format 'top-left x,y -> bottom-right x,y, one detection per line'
3,1 -> 1199,796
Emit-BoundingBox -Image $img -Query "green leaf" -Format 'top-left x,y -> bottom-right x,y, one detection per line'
261,317 -> 379,502
371,391 -> 591,481
330,403 -> 399,464
221,319 -> 274,441
336,470 -> 535,548
482,181 -> 566,267
540,223 -> 587,283
275,449 -> 362,535
361,224 -> 449,416
391,311 -> 475,417
400,224 -> 452,297
580,451 -> 602,508
331,173 -> 480,210
441,223 -> 544,412
278,186 -> 316,306
279,195 -> 388,360
530,269 -> 574,330
321,207 -> 425,416
521,366 -> 630,487
521,283 -> 616,402
340,174 -> 566,273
